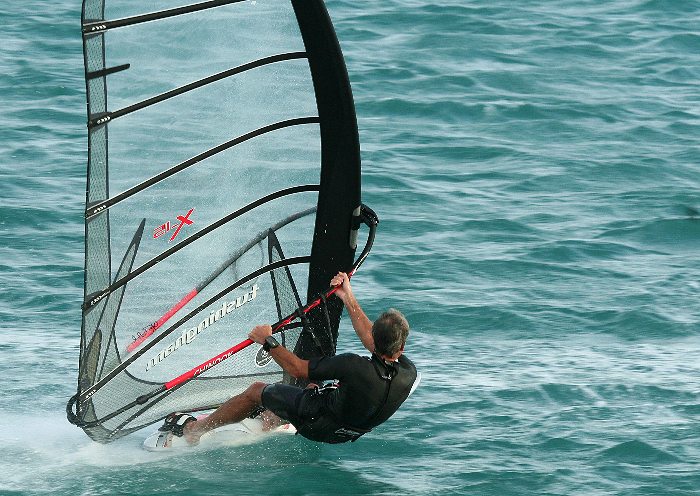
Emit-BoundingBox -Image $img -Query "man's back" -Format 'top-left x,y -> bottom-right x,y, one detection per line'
309,353 -> 418,429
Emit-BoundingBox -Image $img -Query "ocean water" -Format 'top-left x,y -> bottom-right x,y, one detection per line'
1,0 -> 699,494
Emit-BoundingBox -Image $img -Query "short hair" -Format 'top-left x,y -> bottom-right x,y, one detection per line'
372,309 -> 409,357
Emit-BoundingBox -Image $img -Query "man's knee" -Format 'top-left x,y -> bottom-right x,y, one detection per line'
245,381 -> 267,403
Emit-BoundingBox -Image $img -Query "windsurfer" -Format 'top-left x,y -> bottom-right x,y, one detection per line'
160,271 -> 418,445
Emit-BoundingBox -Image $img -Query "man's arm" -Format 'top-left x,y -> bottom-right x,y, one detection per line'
330,272 -> 374,353
248,325 -> 309,379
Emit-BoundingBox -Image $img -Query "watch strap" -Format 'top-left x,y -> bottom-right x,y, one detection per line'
263,335 -> 280,352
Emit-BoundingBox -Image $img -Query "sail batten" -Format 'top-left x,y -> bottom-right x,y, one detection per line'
86,63 -> 131,80
87,53 -> 309,128
83,0 -> 247,34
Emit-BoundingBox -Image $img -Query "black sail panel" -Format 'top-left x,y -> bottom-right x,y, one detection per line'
292,0 -> 361,361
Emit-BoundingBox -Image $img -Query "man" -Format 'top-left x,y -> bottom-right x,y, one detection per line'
159,271 -> 418,445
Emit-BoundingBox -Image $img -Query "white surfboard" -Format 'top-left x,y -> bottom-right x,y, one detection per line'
144,372 -> 420,451
409,371 -> 422,397
142,415 -> 296,451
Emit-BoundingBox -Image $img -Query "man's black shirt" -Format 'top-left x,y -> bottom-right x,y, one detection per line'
308,352 -> 418,430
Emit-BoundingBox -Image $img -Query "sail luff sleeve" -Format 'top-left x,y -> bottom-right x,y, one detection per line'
292,0 -> 362,359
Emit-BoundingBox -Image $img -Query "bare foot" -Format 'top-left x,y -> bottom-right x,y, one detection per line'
182,420 -> 202,445
260,410 -> 286,431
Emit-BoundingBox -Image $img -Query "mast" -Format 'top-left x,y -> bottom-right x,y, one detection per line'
292,0 -> 361,359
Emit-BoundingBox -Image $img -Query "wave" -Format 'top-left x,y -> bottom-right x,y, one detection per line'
596,218 -> 700,252
599,439 -> 681,465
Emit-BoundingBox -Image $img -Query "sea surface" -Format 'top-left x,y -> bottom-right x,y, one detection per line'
1,0 -> 699,495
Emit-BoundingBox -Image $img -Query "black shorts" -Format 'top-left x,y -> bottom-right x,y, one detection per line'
261,383 -> 320,426
262,383 -> 366,443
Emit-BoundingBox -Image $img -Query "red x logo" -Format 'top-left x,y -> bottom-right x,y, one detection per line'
169,208 -> 194,242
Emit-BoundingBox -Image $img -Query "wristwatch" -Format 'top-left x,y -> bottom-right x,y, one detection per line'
263,335 -> 280,352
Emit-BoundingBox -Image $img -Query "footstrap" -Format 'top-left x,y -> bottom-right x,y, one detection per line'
158,412 -> 196,437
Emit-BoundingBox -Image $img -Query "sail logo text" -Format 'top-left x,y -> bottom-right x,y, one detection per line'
153,208 -> 194,242
255,347 -> 274,367
145,284 -> 259,371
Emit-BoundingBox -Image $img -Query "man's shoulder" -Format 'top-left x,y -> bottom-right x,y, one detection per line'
308,352 -> 369,378
398,354 -> 418,375
323,352 -> 370,367
334,352 -> 368,361
399,354 -> 415,367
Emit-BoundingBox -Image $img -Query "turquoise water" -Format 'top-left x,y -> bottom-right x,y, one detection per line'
1,0 -> 699,494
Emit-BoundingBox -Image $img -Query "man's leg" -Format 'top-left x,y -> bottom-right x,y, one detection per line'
260,410 -> 286,431
183,381 -> 267,444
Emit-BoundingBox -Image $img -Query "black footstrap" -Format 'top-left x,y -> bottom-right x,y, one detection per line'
158,412 -> 196,437
248,405 -> 266,419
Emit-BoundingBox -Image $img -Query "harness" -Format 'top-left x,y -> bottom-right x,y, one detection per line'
296,356 -> 403,444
